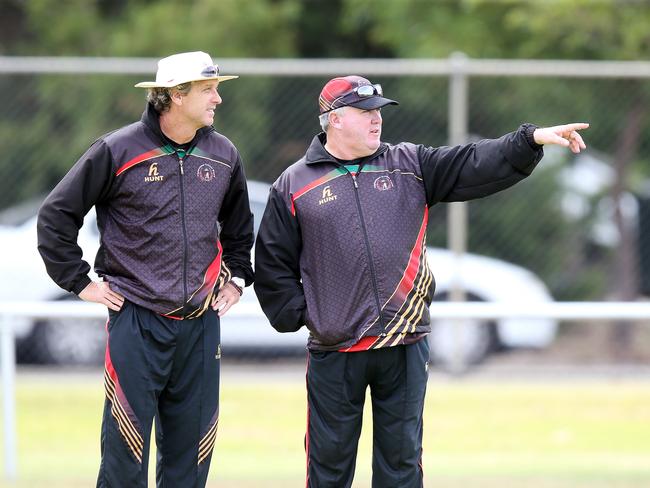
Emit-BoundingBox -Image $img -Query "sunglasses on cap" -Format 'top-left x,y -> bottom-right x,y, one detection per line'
200,65 -> 220,77
330,83 -> 384,110
341,83 -> 383,100
355,83 -> 383,97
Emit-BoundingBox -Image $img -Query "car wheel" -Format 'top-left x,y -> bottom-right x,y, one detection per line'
29,316 -> 106,365
428,294 -> 497,371
428,317 -> 496,368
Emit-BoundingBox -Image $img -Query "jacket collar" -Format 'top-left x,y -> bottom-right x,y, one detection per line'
140,103 -> 213,146
304,132 -> 388,166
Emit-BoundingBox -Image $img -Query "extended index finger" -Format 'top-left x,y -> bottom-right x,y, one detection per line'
562,122 -> 589,132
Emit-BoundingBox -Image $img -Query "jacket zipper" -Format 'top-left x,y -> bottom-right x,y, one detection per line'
348,171 -> 386,333
177,152 -> 189,315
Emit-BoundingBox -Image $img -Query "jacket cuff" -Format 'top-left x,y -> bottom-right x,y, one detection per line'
522,123 -> 542,150
72,275 -> 93,295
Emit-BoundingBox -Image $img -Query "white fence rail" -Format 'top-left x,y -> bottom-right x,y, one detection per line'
2,300 -> 650,482
3,55 -> 650,78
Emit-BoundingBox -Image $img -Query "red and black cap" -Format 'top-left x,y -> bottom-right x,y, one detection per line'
318,75 -> 398,114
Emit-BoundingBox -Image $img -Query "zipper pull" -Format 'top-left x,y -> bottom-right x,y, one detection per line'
177,149 -> 187,175
351,173 -> 358,188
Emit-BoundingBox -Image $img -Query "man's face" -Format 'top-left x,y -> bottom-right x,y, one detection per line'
177,80 -> 222,129
336,107 -> 383,158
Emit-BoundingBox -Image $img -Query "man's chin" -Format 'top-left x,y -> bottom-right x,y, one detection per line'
368,141 -> 381,152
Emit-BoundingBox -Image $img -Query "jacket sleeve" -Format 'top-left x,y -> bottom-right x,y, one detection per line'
253,186 -> 306,333
37,139 -> 115,295
217,153 -> 254,286
419,123 -> 544,206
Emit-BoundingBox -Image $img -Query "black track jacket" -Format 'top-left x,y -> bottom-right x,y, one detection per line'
254,124 -> 543,351
37,104 -> 254,319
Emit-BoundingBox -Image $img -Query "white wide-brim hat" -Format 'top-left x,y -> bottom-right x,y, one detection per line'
134,51 -> 238,88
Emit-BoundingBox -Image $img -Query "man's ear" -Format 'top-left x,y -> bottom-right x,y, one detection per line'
329,110 -> 342,129
170,89 -> 183,106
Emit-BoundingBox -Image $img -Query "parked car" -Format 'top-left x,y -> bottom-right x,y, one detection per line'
0,181 -> 557,367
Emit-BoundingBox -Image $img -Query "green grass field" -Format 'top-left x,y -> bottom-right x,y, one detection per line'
2,366 -> 650,487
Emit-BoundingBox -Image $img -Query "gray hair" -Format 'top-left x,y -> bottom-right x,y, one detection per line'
319,107 -> 347,132
146,82 -> 193,113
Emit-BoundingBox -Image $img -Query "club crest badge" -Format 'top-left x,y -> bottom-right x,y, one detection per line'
197,164 -> 216,182
374,175 -> 394,191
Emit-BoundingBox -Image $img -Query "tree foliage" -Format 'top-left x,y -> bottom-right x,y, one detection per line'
10,0 -> 298,57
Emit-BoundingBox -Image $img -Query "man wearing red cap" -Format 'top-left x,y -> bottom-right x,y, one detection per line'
37,52 -> 253,487
254,75 -> 588,487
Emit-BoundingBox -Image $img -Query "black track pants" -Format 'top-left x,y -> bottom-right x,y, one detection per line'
96,301 -> 221,488
306,339 -> 429,488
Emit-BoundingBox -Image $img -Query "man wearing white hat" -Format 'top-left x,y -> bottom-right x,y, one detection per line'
37,51 -> 253,487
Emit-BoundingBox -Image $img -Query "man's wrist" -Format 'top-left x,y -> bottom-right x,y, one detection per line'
229,277 -> 245,296
522,123 -> 542,149
73,275 -> 93,295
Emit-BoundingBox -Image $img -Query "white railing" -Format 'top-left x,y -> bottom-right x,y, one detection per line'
3,55 -> 650,78
2,300 -> 650,482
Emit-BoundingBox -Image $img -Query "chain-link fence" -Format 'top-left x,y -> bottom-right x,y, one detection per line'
2,56 -> 650,364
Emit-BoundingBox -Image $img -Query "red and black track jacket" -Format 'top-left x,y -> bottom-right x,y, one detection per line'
37,103 -> 254,319
254,124 -> 543,351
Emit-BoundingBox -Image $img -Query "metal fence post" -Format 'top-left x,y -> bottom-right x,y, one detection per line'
1,314 -> 18,482
447,52 -> 470,373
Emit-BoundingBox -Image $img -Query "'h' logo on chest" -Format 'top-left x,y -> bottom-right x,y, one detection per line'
318,185 -> 337,205
144,163 -> 164,182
